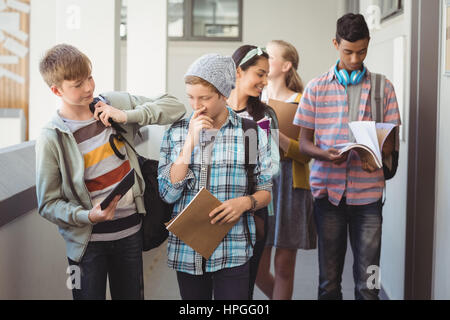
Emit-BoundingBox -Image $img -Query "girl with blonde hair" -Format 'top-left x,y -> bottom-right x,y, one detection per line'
257,40 -> 316,300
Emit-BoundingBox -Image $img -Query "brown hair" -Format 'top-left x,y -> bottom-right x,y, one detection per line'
268,40 -> 304,93
39,44 -> 92,87
185,75 -> 222,97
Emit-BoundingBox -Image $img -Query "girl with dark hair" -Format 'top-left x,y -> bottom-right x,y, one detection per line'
258,40 -> 315,300
227,45 -> 280,299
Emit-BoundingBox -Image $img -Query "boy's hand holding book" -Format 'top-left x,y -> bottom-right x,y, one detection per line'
209,196 -> 253,225
165,188 -> 244,259
322,147 -> 348,165
88,195 -> 121,223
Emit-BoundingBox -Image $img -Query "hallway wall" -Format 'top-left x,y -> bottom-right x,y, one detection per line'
27,0 -> 168,161
167,0 -> 344,113
359,0 -> 412,300
28,0 -> 122,141
433,0 -> 450,299
0,208 -> 71,299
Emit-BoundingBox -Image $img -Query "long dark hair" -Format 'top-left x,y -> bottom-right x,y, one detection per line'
231,45 -> 269,122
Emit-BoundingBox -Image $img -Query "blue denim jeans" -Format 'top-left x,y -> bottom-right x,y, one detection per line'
68,229 -> 144,300
314,197 -> 383,300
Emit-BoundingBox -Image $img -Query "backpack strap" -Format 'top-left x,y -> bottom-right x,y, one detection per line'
370,73 -> 386,123
110,123 -> 142,159
242,118 -> 258,194
294,93 -> 302,104
241,117 -> 259,249
370,73 -> 397,202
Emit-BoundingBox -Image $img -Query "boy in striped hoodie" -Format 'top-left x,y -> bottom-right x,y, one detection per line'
36,44 -> 185,299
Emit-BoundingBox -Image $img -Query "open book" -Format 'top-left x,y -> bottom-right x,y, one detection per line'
336,121 -> 396,168
165,187 -> 238,259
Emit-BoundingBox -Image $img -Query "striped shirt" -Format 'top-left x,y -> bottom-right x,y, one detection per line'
293,66 -> 401,206
62,116 -> 140,241
158,107 -> 273,275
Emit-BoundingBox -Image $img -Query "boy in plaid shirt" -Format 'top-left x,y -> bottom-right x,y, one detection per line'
158,54 -> 273,300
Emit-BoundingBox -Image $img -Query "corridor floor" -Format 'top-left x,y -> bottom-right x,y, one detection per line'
142,240 -> 355,300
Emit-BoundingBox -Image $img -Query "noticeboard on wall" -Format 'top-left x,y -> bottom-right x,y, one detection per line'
0,0 -> 30,141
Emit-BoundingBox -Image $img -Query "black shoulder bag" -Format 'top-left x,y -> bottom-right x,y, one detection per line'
109,128 -> 174,251
370,73 -> 399,180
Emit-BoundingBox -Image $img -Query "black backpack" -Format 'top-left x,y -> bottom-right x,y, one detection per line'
111,129 -> 173,251
137,155 -> 174,251
370,73 -> 399,180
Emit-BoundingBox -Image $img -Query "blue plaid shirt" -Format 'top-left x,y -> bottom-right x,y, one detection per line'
158,107 -> 273,275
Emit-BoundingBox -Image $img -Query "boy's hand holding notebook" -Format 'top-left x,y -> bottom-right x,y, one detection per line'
165,187 -> 239,259
100,169 -> 135,210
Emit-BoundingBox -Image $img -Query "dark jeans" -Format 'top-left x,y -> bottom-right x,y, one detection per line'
314,197 -> 383,300
176,261 -> 250,300
67,229 -> 144,300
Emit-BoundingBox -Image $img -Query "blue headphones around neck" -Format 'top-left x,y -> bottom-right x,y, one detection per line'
334,60 -> 367,87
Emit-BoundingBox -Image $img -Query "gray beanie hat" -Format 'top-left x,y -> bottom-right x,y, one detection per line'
184,53 -> 236,98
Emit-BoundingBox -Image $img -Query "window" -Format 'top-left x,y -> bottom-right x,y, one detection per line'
168,0 -> 184,37
168,0 -> 242,41
120,0 -> 127,40
380,0 -> 403,21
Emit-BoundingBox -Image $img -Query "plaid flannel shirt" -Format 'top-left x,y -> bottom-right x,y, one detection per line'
158,107 -> 272,275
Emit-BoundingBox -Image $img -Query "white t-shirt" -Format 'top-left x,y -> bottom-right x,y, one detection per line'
261,88 -> 299,104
